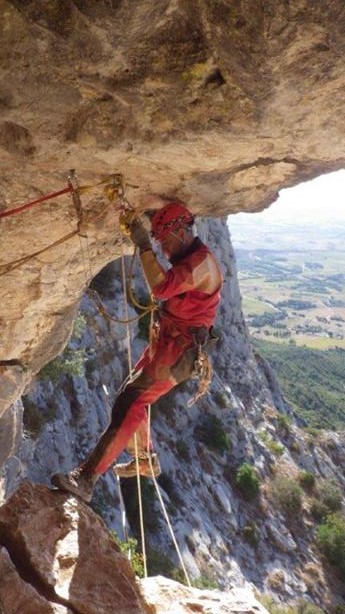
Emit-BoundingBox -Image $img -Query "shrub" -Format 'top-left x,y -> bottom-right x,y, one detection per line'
269,440 -> 285,456
317,480 -> 343,513
214,391 -> 230,408
235,463 -> 260,500
259,595 -> 325,613
298,471 -> 316,491
267,569 -> 285,590
146,549 -> 190,585
276,413 -> 292,431
72,313 -> 87,339
290,441 -> 301,454
38,311 -> 88,382
304,427 -> 320,438
39,348 -> 87,381
310,498 -> 330,523
193,574 -> 218,589
316,513 -> 345,577
196,415 -> 231,454
271,476 -> 303,516
259,431 -> 285,456
110,533 -> 144,578
242,522 -> 259,548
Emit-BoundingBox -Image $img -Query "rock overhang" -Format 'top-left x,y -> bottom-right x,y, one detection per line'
1,0 -> 345,415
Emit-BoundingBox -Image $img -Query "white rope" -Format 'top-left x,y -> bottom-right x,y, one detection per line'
87,217 -> 190,585
80,210 -> 131,545
120,237 -> 133,379
119,232 -> 148,577
78,190 -> 146,569
147,405 -> 192,587
116,473 -> 129,542
134,434 -> 148,578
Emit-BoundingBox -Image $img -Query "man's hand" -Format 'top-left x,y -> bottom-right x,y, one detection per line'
130,218 -> 152,253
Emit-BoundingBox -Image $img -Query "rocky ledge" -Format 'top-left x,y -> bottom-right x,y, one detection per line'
0,481 -> 268,614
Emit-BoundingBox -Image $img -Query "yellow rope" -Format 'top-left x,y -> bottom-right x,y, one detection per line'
127,246 -> 156,312
76,172 -> 125,197
88,287 -> 155,325
0,229 -> 79,277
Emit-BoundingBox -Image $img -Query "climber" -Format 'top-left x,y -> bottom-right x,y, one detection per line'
51,198 -> 223,502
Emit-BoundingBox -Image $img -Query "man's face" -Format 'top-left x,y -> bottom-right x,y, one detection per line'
159,228 -> 186,259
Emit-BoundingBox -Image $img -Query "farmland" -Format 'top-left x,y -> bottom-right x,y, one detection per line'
228,217 -> 345,429
229,219 -> 345,349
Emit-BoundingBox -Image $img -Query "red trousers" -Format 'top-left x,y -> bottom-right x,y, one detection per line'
85,320 -> 194,476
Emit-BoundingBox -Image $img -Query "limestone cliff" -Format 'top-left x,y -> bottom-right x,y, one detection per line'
2,219 -> 344,613
2,0 -> 345,414
1,2 -> 345,612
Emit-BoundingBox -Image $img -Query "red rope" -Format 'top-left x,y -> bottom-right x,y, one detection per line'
0,185 -> 73,219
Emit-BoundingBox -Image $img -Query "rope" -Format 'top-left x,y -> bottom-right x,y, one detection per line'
0,229 -> 79,277
119,230 -> 148,577
0,170 -> 120,277
0,172 -> 123,220
0,185 -> 73,219
134,434 -> 148,578
119,233 -> 133,378
88,288 -> 155,325
147,404 -> 192,587
116,473 -> 130,542
115,199 -> 191,584
75,194 -> 131,544
126,246 -> 156,312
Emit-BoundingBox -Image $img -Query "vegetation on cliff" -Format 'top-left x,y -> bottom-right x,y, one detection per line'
253,339 -> 345,430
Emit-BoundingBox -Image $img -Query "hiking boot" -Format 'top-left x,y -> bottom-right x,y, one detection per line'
114,453 -> 161,479
51,467 -> 97,503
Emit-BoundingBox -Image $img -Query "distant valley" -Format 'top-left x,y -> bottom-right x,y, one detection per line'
228,219 -> 345,350
228,217 -> 345,429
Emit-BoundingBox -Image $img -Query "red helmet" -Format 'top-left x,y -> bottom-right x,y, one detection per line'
151,202 -> 195,241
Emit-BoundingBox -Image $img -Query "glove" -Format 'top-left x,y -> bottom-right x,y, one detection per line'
129,218 -> 152,253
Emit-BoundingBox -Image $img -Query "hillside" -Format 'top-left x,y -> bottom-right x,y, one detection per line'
253,339 -> 345,431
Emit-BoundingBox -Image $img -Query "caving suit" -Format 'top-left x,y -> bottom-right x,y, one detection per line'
84,237 -> 223,476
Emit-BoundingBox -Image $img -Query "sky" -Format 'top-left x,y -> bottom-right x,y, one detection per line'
230,169 -> 345,224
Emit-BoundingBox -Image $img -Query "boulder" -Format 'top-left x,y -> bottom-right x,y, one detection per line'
0,481 -> 147,614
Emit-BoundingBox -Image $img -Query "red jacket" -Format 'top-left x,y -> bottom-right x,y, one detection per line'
142,238 -> 222,332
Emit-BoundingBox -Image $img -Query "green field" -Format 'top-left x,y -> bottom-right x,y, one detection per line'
236,237 -> 345,348
294,336 -> 345,350
241,297 -> 277,315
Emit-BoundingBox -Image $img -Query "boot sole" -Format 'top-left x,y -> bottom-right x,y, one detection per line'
51,474 -> 92,503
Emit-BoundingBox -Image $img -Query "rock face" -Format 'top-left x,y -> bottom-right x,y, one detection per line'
3,218 -> 344,612
0,481 -> 147,614
140,576 -> 268,614
0,481 -> 270,614
2,0 -> 345,412
1,3 -> 345,611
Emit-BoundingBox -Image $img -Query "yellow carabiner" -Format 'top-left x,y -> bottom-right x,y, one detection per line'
119,208 -> 138,235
